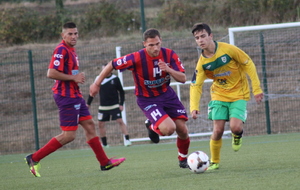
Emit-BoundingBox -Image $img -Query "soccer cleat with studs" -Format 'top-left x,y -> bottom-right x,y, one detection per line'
100,157 -> 126,171
25,154 -> 41,177
145,119 -> 160,143
179,159 -> 189,168
207,162 -> 219,170
232,133 -> 243,151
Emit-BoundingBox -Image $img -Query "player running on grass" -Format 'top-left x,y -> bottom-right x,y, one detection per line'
190,23 -> 263,170
25,22 -> 125,177
90,28 -> 191,168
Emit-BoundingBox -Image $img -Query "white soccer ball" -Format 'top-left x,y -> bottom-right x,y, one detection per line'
187,151 -> 210,173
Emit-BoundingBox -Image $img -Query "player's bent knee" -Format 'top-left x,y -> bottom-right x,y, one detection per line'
164,127 -> 176,136
230,125 -> 242,134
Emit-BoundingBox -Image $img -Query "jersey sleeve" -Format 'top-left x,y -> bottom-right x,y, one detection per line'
112,52 -> 136,71
242,59 -> 263,95
48,47 -> 68,72
190,60 -> 207,113
170,50 -> 185,73
230,46 -> 263,95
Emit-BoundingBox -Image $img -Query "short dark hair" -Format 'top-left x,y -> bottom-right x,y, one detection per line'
63,22 -> 77,30
143,28 -> 161,41
191,23 -> 211,35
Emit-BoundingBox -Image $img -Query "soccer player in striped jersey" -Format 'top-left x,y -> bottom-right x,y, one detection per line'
190,23 -> 264,170
24,22 -> 125,177
90,28 -> 190,168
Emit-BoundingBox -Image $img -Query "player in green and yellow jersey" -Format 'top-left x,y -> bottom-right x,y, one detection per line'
190,23 -> 264,170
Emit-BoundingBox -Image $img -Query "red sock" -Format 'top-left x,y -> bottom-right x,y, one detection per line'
87,136 -> 109,166
32,137 -> 63,162
177,137 -> 190,161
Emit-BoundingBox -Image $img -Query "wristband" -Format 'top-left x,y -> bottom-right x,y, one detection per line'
87,95 -> 94,105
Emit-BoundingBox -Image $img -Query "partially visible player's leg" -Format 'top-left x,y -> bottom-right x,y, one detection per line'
80,99 -> 125,170
98,121 -> 106,137
208,139 -> 222,170
98,110 -> 109,147
230,117 -> 244,152
25,131 -> 75,177
144,119 -> 160,143
160,88 -> 190,168
25,154 -> 41,177
208,120 -> 225,170
207,101 -> 228,170
175,119 -> 190,168
161,89 -> 190,168
156,116 -> 176,135
24,95 -> 78,177
81,117 -> 126,170
116,118 -> 132,146
137,96 -> 165,143
113,109 -> 131,146
229,100 -> 247,152
98,121 -> 108,147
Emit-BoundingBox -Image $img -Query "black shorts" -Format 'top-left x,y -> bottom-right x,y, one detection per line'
97,108 -> 122,121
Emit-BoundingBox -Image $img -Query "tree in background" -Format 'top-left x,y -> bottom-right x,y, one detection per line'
56,0 -> 64,14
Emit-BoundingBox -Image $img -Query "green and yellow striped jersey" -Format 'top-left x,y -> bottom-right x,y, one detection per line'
190,41 -> 263,112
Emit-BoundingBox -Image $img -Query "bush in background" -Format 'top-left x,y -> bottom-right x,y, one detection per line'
0,1 -> 140,45
81,1 -> 140,37
218,0 -> 300,26
0,0 -> 299,46
152,0 -> 300,29
0,6 -> 74,45
153,1 -> 207,30
0,8 -> 62,44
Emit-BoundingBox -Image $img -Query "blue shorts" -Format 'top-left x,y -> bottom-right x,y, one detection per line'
54,94 -> 92,131
137,87 -> 188,128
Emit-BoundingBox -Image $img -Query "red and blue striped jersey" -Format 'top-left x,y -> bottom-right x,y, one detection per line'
48,40 -> 82,98
112,47 -> 185,97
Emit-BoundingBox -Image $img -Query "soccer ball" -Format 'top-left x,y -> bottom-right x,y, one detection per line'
187,151 -> 210,173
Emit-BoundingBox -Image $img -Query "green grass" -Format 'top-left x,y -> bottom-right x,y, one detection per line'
1,133 -> 300,190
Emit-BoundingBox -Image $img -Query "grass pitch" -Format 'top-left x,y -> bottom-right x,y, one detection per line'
1,133 -> 300,190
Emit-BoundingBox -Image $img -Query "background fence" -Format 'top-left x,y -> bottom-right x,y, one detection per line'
1,23 -> 300,155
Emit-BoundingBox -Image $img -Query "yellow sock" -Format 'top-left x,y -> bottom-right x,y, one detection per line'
210,139 -> 222,163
